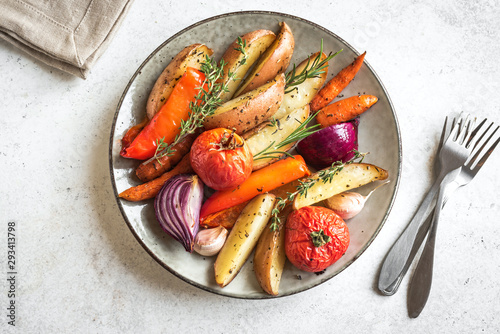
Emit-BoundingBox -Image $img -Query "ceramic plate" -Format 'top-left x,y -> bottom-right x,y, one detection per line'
109,11 -> 401,299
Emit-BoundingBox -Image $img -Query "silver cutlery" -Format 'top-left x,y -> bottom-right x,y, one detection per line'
406,115 -> 475,317
407,117 -> 500,317
377,114 -> 471,295
378,115 -> 500,296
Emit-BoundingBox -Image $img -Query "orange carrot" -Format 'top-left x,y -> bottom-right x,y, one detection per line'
310,52 -> 366,112
199,155 -> 310,218
119,154 -> 193,202
200,201 -> 249,229
316,95 -> 378,128
135,132 -> 198,182
199,179 -> 302,229
121,117 -> 149,149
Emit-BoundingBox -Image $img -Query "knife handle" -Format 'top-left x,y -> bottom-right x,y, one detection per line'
377,177 -> 441,294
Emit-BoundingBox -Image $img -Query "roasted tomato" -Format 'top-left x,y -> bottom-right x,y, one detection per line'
190,128 -> 253,191
285,206 -> 349,272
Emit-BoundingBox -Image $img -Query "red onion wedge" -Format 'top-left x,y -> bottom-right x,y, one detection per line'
296,118 -> 359,170
154,174 -> 204,252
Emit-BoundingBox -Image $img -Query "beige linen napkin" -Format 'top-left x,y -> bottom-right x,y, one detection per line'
0,0 -> 134,78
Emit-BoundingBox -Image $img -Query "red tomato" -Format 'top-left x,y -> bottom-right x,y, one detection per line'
190,128 -> 253,191
285,206 -> 349,272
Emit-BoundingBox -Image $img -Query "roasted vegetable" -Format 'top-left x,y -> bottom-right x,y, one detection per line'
121,117 -> 149,150
154,174 -> 204,252
199,179 -> 301,229
324,181 -> 389,219
292,163 -> 389,210
315,95 -> 378,128
200,155 -> 310,218
135,132 -> 198,182
273,51 -> 329,120
244,104 -> 310,170
234,22 -> 294,97
199,201 -> 249,229
285,206 -> 349,272
146,44 -> 213,119
193,226 -> 228,257
214,193 -> 276,287
203,74 -> 286,134
253,204 -> 291,295
296,119 -> 358,169
121,68 -> 205,160
190,128 -> 253,191
119,154 -> 194,202
218,30 -> 276,102
309,52 -> 366,112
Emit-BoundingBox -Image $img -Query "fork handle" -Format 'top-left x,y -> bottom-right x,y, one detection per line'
406,169 -> 459,317
377,173 -> 444,295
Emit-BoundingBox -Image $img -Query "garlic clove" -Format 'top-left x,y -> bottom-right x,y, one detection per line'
194,226 -> 228,256
325,192 -> 365,220
324,181 -> 390,220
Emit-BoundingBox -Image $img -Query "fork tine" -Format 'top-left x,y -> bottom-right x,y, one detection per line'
468,125 -> 500,169
457,114 -> 472,144
467,118 -> 489,150
439,113 -> 456,149
447,120 -> 461,143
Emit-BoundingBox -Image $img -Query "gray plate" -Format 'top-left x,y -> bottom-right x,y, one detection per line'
109,11 -> 402,299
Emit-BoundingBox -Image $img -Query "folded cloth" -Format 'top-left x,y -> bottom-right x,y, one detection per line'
0,0 -> 134,78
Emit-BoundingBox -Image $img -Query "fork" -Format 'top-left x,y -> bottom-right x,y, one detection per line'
378,114 -> 473,295
378,114 -> 489,295
442,121 -> 500,201
407,115 -> 480,317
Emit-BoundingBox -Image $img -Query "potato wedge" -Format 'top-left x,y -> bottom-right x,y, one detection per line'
218,30 -> 276,102
214,193 -> 276,287
293,163 -> 389,210
204,73 -> 285,134
244,104 -> 310,170
233,22 -> 294,97
253,205 -> 291,296
273,52 -> 329,120
146,44 -> 213,119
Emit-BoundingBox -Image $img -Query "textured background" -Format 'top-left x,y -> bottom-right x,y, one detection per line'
1,0 -> 499,332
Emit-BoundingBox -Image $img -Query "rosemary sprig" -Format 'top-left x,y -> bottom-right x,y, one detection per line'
269,150 -> 366,231
285,41 -> 342,94
252,111 -> 322,161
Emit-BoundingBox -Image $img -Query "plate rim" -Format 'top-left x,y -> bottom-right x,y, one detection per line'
108,10 -> 402,299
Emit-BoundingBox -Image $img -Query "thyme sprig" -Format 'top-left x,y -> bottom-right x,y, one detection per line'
234,37 -> 248,66
154,38 -> 249,161
253,111 -> 322,161
285,41 -> 342,94
269,150 -> 366,231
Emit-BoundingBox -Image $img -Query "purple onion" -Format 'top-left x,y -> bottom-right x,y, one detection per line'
297,119 -> 359,169
154,174 -> 204,252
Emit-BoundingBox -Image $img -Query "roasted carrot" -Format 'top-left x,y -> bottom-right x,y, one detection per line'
309,52 -> 366,112
316,95 -> 378,128
119,154 -> 194,202
199,155 -> 310,218
121,117 -> 149,149
135,132 -> 198,182
199,179 -> 302,229
200,201 -> 249,229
